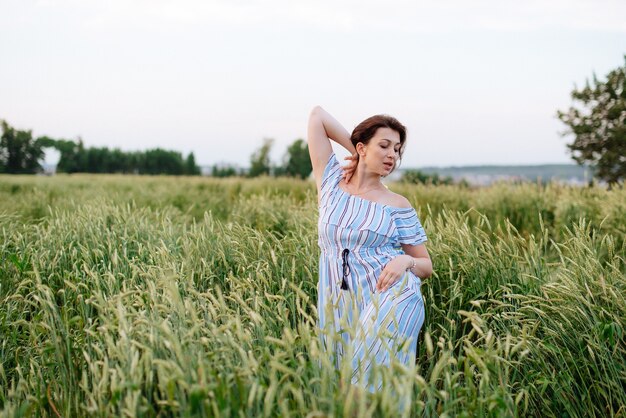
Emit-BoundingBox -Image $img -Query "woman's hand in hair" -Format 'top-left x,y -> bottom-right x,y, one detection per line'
342,153 -> 358,183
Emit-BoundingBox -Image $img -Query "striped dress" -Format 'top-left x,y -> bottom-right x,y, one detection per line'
317,152 -> 428,392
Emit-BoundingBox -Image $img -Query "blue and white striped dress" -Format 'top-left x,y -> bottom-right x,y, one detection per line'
317,152 -> 428,391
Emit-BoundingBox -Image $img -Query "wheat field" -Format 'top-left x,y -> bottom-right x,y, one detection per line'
0,175 -> 624,417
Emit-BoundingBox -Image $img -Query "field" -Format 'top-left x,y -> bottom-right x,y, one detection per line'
1,175 -> 625,417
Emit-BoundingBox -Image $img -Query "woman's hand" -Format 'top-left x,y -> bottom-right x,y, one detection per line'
342,153 -> 358,183
377,255 -> 412,292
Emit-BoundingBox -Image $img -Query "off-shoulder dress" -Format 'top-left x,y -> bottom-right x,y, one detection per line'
317,152 -> 428,391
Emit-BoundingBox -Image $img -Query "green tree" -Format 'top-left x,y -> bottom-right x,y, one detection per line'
557,57 -> 626,185
402,169 -> 453,185
142,148 -> 185,175
211,164 -> 239,177
184,152 -> 201,175
36,136 -> 57,149
281,138 -> 312,179
0,120 -> 45,174
53,138 -> 85,173
249,138 -> 273,177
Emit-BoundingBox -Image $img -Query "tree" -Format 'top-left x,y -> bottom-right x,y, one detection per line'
281,138 -> 312,179
249,138 -> 273,177
1,122 -> 203,176
211,164 -> 239,177
402,169 -> 453,185
0,120 -> 45,174
184,152 -> 201,175
53,138 -> 85,173
142,148 -> 185,175
557,57 -> 626,185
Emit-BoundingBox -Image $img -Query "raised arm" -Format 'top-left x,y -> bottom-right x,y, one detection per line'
307,106 -> 356,192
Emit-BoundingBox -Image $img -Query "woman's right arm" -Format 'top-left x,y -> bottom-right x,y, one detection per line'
307,106 -> 356,192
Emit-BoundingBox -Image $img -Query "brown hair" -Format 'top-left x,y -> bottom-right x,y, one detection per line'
350,114 -> 407,173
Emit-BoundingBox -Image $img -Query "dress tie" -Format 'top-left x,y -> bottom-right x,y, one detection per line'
341,248 -> 351,290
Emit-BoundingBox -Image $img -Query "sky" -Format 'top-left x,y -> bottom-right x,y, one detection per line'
1,0 -> 625,168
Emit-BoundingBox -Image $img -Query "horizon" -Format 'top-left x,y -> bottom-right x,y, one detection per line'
34,140 -> 594,169
39,158 -> 589,171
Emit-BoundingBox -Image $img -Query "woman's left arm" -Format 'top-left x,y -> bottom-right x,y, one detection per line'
402,243 -> 432,279
376,244 -> 432,292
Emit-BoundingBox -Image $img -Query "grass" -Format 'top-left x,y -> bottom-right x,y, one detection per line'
0,174 -> 624,417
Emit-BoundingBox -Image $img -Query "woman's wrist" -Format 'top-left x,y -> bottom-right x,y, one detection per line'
406,256 -> 433,279
404,255 -> 416,271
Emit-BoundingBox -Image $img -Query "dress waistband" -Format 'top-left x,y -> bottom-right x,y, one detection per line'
319,245 -> 398,258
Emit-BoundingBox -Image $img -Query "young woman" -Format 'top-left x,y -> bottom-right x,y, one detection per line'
307,105 -> 432,392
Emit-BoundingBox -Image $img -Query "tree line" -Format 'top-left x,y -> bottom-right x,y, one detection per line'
212,138 -> 314,179
0,120 -> 200,175
213,136 -> 451,184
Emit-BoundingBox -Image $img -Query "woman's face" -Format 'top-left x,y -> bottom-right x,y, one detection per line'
358,127 -> 402,176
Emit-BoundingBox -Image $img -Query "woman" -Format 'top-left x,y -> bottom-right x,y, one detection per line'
308,105 -> 433,393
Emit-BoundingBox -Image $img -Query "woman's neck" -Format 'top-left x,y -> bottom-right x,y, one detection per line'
346,164 -> 383,192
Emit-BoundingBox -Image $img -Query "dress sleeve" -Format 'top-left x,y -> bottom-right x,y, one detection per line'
393,208 -> 428,246
319,152 -> 342,206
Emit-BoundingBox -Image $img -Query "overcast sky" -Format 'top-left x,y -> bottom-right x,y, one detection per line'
1,0 -> 625,168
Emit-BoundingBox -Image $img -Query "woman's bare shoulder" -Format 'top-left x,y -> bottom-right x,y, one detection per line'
381,189 -> 412,208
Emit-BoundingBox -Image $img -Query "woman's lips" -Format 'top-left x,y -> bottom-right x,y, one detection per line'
383,162 -> 394,169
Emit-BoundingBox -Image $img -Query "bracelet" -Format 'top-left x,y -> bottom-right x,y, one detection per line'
407,257 -> 416,272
